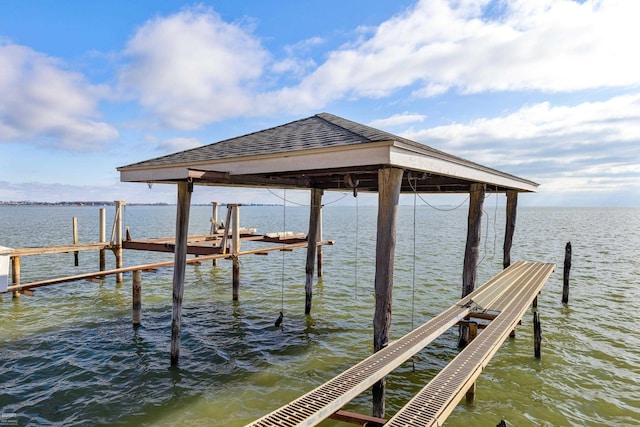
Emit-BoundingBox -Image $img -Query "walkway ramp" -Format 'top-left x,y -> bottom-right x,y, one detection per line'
247,261 -> 554,427
386,261 -> 555,426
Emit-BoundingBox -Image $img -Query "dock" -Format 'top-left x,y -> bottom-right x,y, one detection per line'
248,261 -> 555,426
2,202 -> 332,298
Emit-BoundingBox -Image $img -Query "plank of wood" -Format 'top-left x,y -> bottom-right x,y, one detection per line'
11,243 -> 110,257
329,410 -> 386,425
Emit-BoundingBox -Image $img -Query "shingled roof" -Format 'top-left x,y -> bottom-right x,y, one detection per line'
118,112 -> 538,193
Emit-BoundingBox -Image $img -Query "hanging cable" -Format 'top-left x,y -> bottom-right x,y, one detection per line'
411,174 -> 418,372
265,187 -> 350,206
408,178 -> 469,211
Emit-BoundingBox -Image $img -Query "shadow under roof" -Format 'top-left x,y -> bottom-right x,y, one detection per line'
118,112 -> 538,194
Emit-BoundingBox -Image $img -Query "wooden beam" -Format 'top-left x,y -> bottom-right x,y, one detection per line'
373,167 -> 404,419
11,243 -> 110,257
305,188 -> 323,314
170,181 -> 192,366
330,410 -> 387,425
503,191 -> 518,269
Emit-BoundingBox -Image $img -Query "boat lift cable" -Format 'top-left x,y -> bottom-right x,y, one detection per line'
408,178 -> 469,212
264,186 -> 350,206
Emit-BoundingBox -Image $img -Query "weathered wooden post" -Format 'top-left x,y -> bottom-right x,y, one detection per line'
231,204 -> 241,301
171,181 -> 193,366
132,270 -> 142,326
462,183 -> 485,297
211,202 -> 220,267
72,217 -> 79,267
460,183 -> 484,348
11,256 -> 20,299
533,311 -> 542,358
317,205 -> 323,278
99,208 -> 106,271
465,321 -> 479,401
562,242 -> 571,304
503,190 -> 518,269
114,201 -> 126,285
373,167 -> 404,419
305,188 -> 323,314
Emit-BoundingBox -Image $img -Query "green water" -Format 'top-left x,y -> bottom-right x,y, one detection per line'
0,203 -> 639,426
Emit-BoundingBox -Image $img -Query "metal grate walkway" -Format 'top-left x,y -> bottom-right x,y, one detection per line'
247,261 -> 555,427
386,261 -> 555,426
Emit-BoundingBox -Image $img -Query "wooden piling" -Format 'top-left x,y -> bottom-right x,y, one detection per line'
73,217 -> 79,267
99,208 -> 106,271
562,241 -> 572,304
465,321 -> 479,401
372,167 -> 403,419
503,191 -> 518,269
211,202 -> 220,267
11,256 -> 20,298
132,270 -> 142,326
114,201 -> 126,285
231,204 -> 241,301
170,181 -> 192,366
533,311 -> 541,358
462,183 -> 485,297
305,188 -> 323,314
460,183 -> 484,348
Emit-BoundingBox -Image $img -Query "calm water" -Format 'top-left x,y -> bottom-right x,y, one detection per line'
0,202 -> 638,426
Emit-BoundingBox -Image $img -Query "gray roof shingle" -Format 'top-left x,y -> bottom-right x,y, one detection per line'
119,113 -> 448,169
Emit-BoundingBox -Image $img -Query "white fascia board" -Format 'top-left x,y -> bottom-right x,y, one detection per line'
389,145 -> 538,192
120,166 -> 192,183
120,142 -> 393,183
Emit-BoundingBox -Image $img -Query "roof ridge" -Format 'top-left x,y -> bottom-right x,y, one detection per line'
315,112 -> 397,142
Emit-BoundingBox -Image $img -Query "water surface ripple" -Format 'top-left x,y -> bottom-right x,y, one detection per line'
1,205 -> 638,426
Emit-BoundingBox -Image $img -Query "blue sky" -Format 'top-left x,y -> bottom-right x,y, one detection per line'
1,0 -> 639,206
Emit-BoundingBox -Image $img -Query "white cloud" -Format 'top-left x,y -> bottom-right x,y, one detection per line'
400,94 -> 640,195
273,0 -> 640,107
369,112 -> 426,128
114,1 -> 640,127
0,41 -> 118,150
119,6 -> 269,130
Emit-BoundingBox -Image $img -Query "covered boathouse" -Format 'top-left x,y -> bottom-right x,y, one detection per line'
117,112 -> 542,423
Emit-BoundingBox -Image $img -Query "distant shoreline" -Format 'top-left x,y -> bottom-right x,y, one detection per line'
0,201 -> 280,207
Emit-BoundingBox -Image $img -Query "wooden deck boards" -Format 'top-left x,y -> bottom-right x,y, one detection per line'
247,261 -> 555,427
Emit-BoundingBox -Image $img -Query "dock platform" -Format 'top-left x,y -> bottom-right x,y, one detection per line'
248,261 -> 555,427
